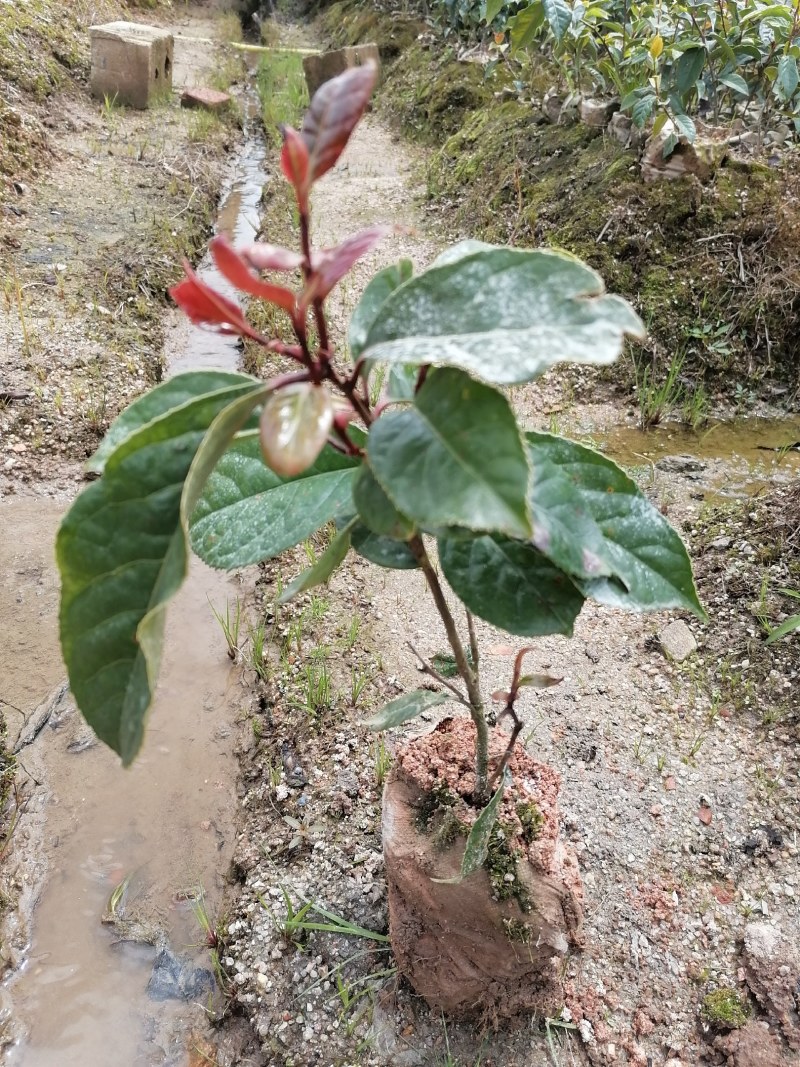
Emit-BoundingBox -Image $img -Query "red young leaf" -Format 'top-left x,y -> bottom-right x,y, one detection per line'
170,263 -> 263,342
211,236 -> 297,315
303,225 -> 391,304
280,125 -> 310,205
301,64 -> 378,182
241,243 -> 305,273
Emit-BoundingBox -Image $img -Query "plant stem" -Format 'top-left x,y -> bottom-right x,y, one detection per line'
406,641 -> 470,707
408,535 -> 489,801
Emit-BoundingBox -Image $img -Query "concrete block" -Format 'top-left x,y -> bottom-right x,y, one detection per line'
302,45 -> 380,99
90,22 -> 174,110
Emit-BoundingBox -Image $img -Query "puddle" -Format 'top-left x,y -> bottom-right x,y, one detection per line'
596,415 -> 800,496
3,138 -> 267,1067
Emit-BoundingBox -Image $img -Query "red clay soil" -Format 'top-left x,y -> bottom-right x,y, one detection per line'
382,717 -> 584,1022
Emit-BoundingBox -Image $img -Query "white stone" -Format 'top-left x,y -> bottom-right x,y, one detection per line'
659,620 -> 698,663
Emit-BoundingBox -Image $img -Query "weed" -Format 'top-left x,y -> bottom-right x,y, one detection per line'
688,733 -> 706,759
188,887 -> 219,949
209,597 -> 242,660
701,988 -> 751,1029
632,733 -> 648,763
297,663 -> 332,717
681,381 -> 710,431
372,737 -> 392,787
283,814 -> 326,852
283,619 -> 304,655
544,1016 -> 578,1066
350,665 -> 375,708
632,350 -> 685,429
188,109 -> 223,143
305,593 -> 329,622
342,615 -> 361,650
247,619 -> 271,681
256,50 -> 308,136
263,885 -> 389,944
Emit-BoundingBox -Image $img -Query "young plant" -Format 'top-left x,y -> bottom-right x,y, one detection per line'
56,65 -> 703,888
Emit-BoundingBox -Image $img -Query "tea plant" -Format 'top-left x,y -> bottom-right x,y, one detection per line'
494,1 -> 800,144
56,64 -> 702,883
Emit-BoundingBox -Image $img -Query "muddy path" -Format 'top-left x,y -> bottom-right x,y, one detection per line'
1,7 -> 800,1067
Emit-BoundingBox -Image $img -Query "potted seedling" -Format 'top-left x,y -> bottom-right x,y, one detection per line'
57,64 -> 703,1020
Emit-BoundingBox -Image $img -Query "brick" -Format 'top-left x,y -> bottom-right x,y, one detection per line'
180,87 -> 232,112
90,21 -> 173,110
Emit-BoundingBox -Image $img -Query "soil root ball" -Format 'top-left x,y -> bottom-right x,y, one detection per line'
382,718 -> 583,1022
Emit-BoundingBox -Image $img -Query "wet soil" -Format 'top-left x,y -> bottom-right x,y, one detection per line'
2,7 -> 800,1067
0,5 -> 267,1064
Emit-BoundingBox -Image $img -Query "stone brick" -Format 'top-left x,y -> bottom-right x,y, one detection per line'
302,45 -> 380,98
180,87 -> 232,112
90,22 -> 173,110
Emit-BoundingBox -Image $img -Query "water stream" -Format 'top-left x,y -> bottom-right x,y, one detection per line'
2,129 -> 268,1067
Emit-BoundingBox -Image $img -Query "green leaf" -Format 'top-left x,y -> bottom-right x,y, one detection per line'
367,368 -> 532,540
349,259 -> 413,359
278,520 -> 355,604
527,448 -> 613,579
259,383 -> 334,478
190,432 -> 360,569
87,371 -> 258,474
385,364 -> 419,401
361,244 -> 645,386
351,525 -> 420,569
58,382 -> 265,766
432,771 -> 509,884
365,689 -> 449,730
777,55 -> 799,100
543,0 -> 572,41
719,72 -> 750,96
741,5 -> 793,23
766,613 -> 800,644
353,464 -> 415,539
526,432 -> 705,618
439,533 -> 585,636
484,0 -> 506,24
674,47 -> 706,96
672,111 -> 696,143
507,1 -> 545,48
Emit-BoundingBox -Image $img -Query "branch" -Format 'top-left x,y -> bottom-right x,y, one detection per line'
488,704 -> 524,792
406,642 -> 470,707
408,535 -> 489,801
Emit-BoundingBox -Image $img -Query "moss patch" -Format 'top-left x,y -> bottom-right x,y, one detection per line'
701,988 -> 751,1030
486,823 -> 531,912
427,100 -> 800,387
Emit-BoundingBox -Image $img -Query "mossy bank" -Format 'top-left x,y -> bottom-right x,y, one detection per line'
316,0 -> 800,399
